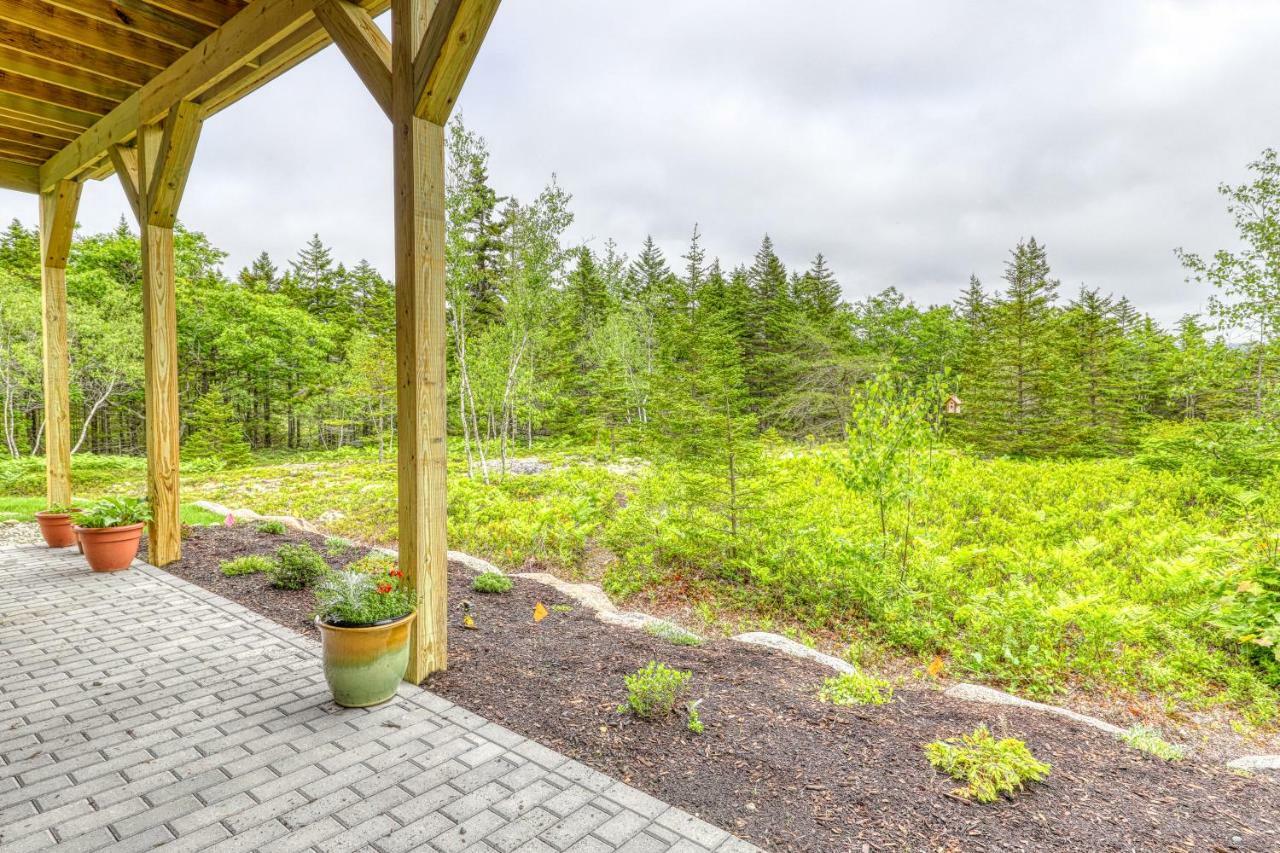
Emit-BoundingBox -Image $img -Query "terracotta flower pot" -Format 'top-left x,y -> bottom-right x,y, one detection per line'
74,522 -> 144,572
316,611 -> 416,708
35,510 -> 79,548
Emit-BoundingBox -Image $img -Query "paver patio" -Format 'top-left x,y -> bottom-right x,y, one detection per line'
0,545 -> 759,853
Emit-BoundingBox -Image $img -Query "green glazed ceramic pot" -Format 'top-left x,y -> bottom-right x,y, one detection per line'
316,611 -> 416,707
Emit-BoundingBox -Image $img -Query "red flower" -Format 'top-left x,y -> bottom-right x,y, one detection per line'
389,569 -> 403,578
377,583 -> 392,594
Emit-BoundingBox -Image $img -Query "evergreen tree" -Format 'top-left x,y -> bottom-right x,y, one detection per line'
183,388 -> 251,466
237,251 -> 279,292
793,253 -> 841,321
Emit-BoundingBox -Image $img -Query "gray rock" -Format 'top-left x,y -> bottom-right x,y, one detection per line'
731,632 -> 855,674
944,682 -> 1125,735
1226,754 -> 1280,771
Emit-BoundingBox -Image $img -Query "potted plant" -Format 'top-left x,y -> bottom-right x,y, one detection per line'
73,497 -> 152,572
35,503 -> 80,548
314,555 -> 416,707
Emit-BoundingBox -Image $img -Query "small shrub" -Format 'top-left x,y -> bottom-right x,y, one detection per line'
924,725 -> 1051,803
1119,724 -> 1185,761
686,700 -> 705,734
645,621 -> 703,646
267,544 -> 328,590
818,669 -> 894,706
325,536 -> 352,556
618,661 -> 692,720
472,571 -> 514,594
257,520 -> 288,535
220,555 -> 274,577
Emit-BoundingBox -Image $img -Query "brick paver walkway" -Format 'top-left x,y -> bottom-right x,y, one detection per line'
0,546 -> 759,853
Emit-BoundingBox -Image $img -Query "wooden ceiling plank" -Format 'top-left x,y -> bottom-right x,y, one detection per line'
0,158 -> 39,192
0,138 -> 54,161
41,0 -> 214,50
0,126 -> 68,152
0,91 -> 98,130
0,44 -> 135,102
0,107 -> 82,139
0,0 -> 185,69
0,71 -> 117,117
0,20 -> 156,88
41,0 -> 330,189
143,0 -> 251,29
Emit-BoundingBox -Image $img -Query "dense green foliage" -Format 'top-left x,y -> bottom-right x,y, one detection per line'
7,125 -> 1280,725
924,725 -> 1051,803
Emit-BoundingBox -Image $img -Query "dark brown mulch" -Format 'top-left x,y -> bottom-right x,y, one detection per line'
166,526 -> 1278,853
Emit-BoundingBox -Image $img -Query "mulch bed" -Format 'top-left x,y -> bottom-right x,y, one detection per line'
166,525 -> 1278,852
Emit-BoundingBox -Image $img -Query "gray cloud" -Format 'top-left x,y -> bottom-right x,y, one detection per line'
3,0 -> 1278,325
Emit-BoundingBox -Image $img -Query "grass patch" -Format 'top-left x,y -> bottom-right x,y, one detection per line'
818,669 -> 894,706
1119,724 -> 1186,761
644,621 -> 704,646
924,725 -> 1051,803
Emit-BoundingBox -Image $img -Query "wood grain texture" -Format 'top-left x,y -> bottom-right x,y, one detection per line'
0,0 -> 186,69
412,0 -> 498,123
393,0 -> 448,680
315,0 -> 392,119
146,101 -> 202,226
0,159 -> 38,192
136,116 -> 190,567
109,144 -> 140,221
39,179 -> 81,508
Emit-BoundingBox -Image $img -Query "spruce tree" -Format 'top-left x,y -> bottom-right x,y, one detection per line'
238,251 -> 279,292
184,388 -> 251,466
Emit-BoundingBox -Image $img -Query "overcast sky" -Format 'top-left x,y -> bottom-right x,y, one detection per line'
2,0 -> 1278,325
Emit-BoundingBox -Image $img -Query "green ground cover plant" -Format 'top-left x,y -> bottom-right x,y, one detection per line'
925,725 -> 1051,803
472,571 -> 513,593
220,555 -> 274,577
619,661 -> 692,720
644,621 -> 703,646
257,520 -> 287,535
1119,724 -> 1186,760
818,669 -> 894,706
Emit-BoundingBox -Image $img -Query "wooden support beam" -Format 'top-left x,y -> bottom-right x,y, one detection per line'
39,179 -> 81,509
0,20 -> 156,88
41,0 -> 215,51
130,106 -> 201,567
0,0 -> 186,69
0,159 -> 39,192
315,0 -> 392,119
108,144 -> 140,221
0,71 -> 118,118
393,0 -> 448,681
411,0 -> 498,123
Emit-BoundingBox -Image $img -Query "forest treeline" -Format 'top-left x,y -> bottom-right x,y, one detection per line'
0,123 -> 1275,467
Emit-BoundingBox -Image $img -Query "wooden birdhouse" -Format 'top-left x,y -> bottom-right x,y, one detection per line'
944,394 -> 963,415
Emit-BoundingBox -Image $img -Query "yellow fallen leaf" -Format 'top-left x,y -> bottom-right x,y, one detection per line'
462,613 -> 476,630
926,655 -> 945,678
533,602 -> 549,623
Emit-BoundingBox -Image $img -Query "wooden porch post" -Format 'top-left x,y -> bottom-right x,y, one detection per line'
114,104 -> 203,567
393,0 -> 449,680
39,179 -> 82,509
318,0 -> 500,680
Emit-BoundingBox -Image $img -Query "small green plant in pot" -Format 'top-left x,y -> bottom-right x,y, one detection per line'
314,556 -> 416,708
35,502 -> 80,548
73,497 -> 151,572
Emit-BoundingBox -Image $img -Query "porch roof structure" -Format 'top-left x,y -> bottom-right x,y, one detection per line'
0,0 -> 501,681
